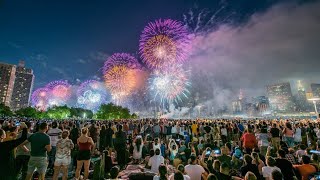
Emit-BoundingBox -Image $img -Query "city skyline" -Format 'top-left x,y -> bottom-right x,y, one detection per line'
1,0 -> 320,114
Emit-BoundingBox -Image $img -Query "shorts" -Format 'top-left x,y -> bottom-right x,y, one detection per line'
27,156 -> 48,174
77,150 -> 91,160
54,157 -> 71,166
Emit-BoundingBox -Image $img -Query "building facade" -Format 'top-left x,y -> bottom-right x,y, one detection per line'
11,61 -> 35,110
311,84 -> 320,98
266,82 -> 294,112
0,63 -> 16,107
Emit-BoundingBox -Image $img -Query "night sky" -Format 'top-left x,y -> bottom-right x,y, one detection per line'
0,0 -> 319,95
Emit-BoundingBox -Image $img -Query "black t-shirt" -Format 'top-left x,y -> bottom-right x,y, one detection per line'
275,158 -> 295,180
166,126 -> 172,135
270,127 -> 280,138
204,126 -> 211,133
240,164 -> 260,178
218,172 -> 232,180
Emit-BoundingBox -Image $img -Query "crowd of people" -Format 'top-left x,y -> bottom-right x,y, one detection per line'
1,117 -> 320,180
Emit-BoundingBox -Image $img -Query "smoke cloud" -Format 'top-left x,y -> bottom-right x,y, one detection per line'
185,1 -> 320,113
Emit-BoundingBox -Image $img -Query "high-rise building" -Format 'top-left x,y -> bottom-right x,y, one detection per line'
254,96 -> 270,114
11,61 -> 35,110
266,82 -> 294,112
0,63 -> 16,107
311,84 -> 320,98
296,80 -> 308,111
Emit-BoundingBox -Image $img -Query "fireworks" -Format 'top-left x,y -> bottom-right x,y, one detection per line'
45,80 -> 72,106
31,88 -> 50,110
77,80 -> 108,110
149,65 -> 190,103
139,19 -> 192,70
103,53 -> 142,103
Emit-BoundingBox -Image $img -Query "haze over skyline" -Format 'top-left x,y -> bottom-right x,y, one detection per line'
1,0 -> 320,98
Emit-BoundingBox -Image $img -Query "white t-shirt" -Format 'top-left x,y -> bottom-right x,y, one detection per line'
47,128 -> 62,147
148,155 -> 164,173
185,164 -> 205,180
221,128 -> 228,136
168,173 -> 191,180
294,128 -> 302,142
262,166 -> 281,179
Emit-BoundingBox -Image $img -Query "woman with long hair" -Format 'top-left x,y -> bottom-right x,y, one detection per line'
153,164 -> 168,180
132,136 -> 143,164
75,128 -> 94,180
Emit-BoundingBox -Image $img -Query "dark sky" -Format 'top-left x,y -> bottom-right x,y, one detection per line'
0,0 -> 319,95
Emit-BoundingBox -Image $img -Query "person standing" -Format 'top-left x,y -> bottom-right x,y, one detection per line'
47,121 -> 62,173
241,129 -> 257,154
15,122 -> 33,180
53,130 -> 74,180
75,128 -> 94,180
283,123 -> 294,147
106,123 -> 114,148
25,122 -> 51,180
114,125 -> 127,169
269,124 -> 280,150
0,122 -> 28,180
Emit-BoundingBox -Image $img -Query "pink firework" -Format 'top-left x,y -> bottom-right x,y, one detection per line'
46,80 -> 71,99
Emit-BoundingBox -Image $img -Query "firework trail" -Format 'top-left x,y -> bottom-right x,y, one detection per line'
139,19 -> 192,70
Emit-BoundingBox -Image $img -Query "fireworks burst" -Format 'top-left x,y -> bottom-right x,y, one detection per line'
103,53 -> 142,103
149,65 -> 190,103
77,80 -> 108,110
139,19 -> 192,70
45,80 -> 72,106
31,87 -> 50,110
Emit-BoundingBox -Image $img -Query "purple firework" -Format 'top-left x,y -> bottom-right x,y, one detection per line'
139,19 -> 192,69
102,53 -> 141,74
31,87 -> 50,110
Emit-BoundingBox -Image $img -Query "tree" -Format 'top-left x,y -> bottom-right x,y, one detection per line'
0,104 -> 13,116
15,107 -> 38,118
46,105 -> 71,119
96,103 -> 136,120
70,107 -> 93,119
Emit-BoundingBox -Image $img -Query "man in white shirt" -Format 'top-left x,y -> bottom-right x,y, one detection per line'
47,121 -> 62,171
185,154 -> 207,180
148,149 -> 164,173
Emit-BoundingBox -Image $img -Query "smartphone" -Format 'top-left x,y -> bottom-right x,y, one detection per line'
205,150 -> 211,156
310,150 -> 320,154
176,139 -> 180,142
15,122 -> 21,126
214,149 -> 221,155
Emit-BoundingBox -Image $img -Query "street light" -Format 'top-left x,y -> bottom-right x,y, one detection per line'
308,98 -> 320,118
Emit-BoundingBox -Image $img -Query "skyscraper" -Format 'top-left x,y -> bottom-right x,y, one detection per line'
311,84 -> 320,98
11,61 -> 35,110
296,80 -> 308,111
0,62 -> 16,107
266,82 -> 294,112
